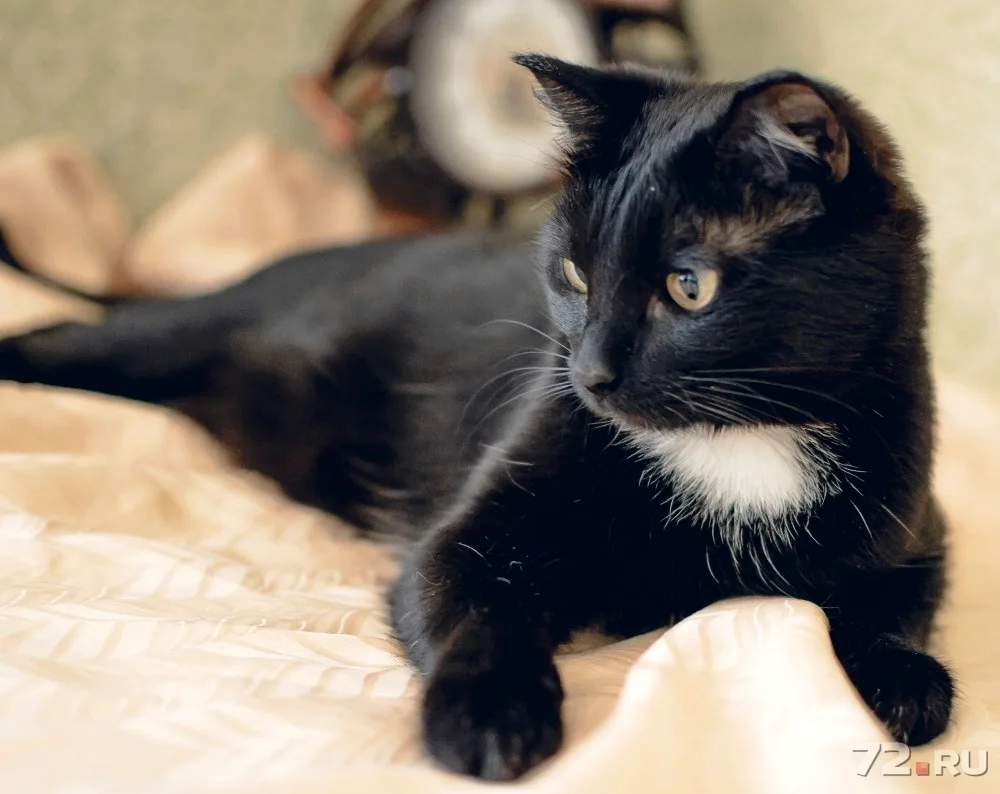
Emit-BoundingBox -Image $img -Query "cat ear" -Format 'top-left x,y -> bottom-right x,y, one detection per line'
719,73 -> 850,185
512,53 -> 650,150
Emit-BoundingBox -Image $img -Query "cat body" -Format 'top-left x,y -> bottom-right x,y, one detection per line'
0,58 -> 953,781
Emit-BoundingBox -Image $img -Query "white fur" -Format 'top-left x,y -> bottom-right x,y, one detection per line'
629,423 -> 842,549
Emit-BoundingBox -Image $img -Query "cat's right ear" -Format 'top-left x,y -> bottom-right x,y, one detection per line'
513,54 -> 650,152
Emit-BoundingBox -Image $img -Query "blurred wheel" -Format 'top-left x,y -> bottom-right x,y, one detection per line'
409,0 -> 599,195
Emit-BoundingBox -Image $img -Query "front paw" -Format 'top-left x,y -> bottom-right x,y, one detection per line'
843,642 -> 954,745
421,654 -> 564,781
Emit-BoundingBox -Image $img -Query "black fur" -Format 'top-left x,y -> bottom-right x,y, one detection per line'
0,58 -> 952,780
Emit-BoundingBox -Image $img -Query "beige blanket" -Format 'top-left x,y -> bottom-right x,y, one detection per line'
0,139 -> 997,793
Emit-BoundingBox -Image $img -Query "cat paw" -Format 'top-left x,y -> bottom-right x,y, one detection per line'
844,643 -> 954,745
421,655 -> 564,780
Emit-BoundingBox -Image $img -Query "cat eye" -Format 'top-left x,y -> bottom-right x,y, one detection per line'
562,258 -> 588,294
666,267 -> 720,311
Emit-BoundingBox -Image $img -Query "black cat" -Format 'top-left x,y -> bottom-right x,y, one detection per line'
0,56 -> 953,781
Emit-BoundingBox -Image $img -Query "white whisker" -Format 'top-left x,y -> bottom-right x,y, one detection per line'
456,541 -> 486,561
480,319 -> 569,352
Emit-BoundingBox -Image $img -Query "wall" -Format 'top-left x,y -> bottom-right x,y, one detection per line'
0,0 -> 355,220
689,0 -> 1000,393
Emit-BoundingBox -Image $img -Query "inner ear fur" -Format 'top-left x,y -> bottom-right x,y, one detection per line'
721,77 -> 850,184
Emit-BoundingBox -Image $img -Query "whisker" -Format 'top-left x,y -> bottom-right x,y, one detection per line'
849,499 -> 875,543
462,373 -> 573,442
879,502 -> 917,540
705,549 -> 720,585
479,319 -> 569,352
494,348 -> 570,366
800,515 -> 822,547
689,374 -> 871,420
456,364 -> 570,441
759,540 -> 794,590
697,399 -> 746,425
455,541 -> 486,561
682,377 -> 821,423
696,393 -> 759,425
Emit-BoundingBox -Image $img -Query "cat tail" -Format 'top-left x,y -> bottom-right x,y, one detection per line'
0,291 -> 247,404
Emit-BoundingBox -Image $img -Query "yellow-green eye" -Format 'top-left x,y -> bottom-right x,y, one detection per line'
666,268 -> 720,311
562,258 -> 588,294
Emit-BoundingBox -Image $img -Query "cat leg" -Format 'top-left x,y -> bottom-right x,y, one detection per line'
827,555 -> 953,745
390,463 -> 596,780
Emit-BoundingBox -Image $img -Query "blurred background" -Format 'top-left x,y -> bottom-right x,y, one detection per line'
0,0 -> 997,394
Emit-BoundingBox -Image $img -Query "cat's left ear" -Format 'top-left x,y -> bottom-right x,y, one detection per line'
513,53 -> 652,151
719,72 -> 850,185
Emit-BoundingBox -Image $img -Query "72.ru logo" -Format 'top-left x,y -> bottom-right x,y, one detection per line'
855,743 -> 989,777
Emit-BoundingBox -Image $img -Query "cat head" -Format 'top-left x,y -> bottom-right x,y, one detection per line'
515,54 -> 929,432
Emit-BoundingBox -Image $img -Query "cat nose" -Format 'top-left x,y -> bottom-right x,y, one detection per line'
576,363 -> 618,395
573,345 -> 620,395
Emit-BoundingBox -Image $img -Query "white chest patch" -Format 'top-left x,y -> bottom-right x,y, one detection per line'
629,423 -> 843,547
